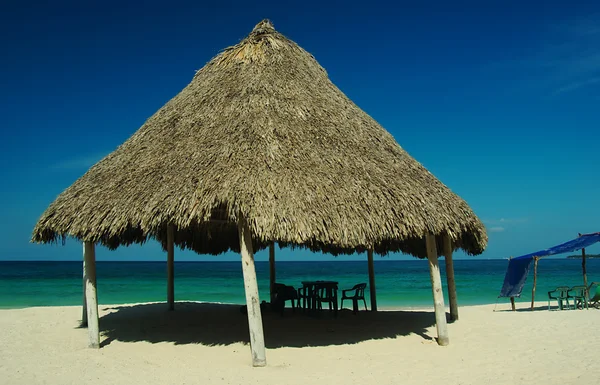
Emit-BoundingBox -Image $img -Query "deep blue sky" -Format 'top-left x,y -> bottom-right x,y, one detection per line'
1,0 -> 598,261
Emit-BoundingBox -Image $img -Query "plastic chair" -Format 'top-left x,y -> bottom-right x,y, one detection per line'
587,282 -> 600,309
547,286 -> 571,310
315,284 -> 338,315
340,283 -> 368,314
296,286 -> 311,311
569,286 -> 588,309
272,283 -> 298,315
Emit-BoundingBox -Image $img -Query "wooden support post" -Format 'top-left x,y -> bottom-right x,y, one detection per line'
81,248 -> 88,326
442,235 -> 458,321
269,242 -> 276,304
367,249 -> 377,312
530,257 -> 538,310
510,297 -> 516,311
582,247 -> 588,299
238,217 -> 267,367
167,224 -> 175,311
425,233 -> 449,346
83,241 -> 99,348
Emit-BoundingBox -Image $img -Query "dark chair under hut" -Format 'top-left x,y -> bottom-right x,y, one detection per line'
272,283 -> 299,315
314,283 -> 339,316
340,283 -> 368,314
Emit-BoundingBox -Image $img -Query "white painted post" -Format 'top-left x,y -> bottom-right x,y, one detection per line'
442,235 -> 458,321
83,241 -> 100,348
425,233 -> 449,346
82,246 -> 88,327
238,217 -> 267,367
367,249 -> 377,311
167,224 -> 175,311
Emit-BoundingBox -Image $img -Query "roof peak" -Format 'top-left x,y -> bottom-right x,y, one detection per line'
252,19 -> 275,34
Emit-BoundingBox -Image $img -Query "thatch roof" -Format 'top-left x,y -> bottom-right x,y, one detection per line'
32,20 -> 487,257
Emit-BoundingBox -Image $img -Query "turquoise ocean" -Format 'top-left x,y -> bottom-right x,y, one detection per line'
1,259 -> 598,309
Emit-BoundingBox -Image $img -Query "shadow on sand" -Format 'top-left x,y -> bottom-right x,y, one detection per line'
492,300 -> 598,312
495,303 -> 595,313
97,302 -> 437,348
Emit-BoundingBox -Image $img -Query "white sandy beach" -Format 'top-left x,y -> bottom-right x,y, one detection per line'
0,302 -> 597,385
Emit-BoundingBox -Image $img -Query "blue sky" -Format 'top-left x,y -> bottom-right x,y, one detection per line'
0,0 -> 598,261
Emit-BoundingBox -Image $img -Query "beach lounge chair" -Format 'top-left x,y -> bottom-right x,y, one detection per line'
569,286 -> 588,309
588,282 -> 600,309
340,283 -> 368,314
547,286 -> 571,310
272,283 -> 299,315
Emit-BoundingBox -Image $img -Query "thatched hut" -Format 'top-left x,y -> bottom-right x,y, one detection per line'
32,20 -> 487,366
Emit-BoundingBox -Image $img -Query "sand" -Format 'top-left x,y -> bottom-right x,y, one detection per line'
0,301 -> 598,385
